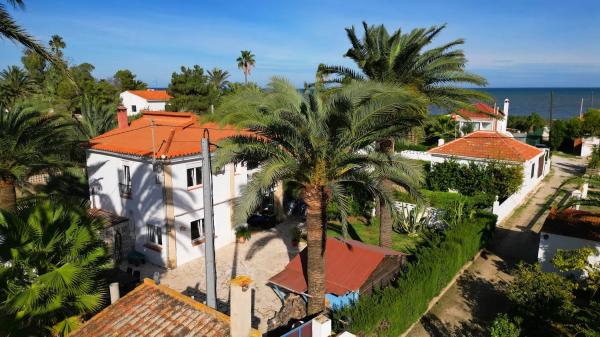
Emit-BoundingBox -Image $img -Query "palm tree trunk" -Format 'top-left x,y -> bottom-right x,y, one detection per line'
378,138 -> 395,249
0,178 -> 17,211
304,184 -> 326,315
244,69 -> 248,85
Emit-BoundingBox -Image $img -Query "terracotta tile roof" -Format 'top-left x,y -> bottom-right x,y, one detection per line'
452,102 -> 503,120
89,111 -> 253,159
88,208 -> 128,228
70,279 -> 261,337
269,238 -> 405,296
541,208 -> 600,242
127,89 -> 173,101
428,130 -> 543,162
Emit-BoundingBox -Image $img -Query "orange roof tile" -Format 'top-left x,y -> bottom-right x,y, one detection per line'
70,279 -> 262,337
128,89 -> 173,101
428,131 -> 543,162
542,209 -> 600,242
452,102 -> 503,120
89,111 -> 253,159
269,238 -> 405,296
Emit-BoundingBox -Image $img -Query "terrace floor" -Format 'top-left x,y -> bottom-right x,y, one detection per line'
119,218 -> 304,333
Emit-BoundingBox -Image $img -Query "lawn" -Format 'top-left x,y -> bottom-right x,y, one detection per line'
326,217 -> 422,253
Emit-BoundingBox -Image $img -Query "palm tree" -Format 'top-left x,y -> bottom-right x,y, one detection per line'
48,34 -> 66,59
75,95 -> 116,140
0,103 -> 71,211
215,81 -> 424,314
319,22 -> 489,248
0,1 -> 60,69
0,65 -> 34,106
207,67 -> 230,91
236,50 -> 255,84
0,199 -> 109,336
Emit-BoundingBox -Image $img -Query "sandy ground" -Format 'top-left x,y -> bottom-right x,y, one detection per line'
119,218 -> 304,332
406,155 -> 587,337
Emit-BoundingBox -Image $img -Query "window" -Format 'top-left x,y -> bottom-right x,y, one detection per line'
119,164 -> 132,198
190,219 -> 205,242
531,163 -> 535,178
132,105 -> 137,113
187,167 -> 202,188
146,224 -> 162,246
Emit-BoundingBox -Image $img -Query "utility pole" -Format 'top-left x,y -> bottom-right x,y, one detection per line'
201,129 -> 217,309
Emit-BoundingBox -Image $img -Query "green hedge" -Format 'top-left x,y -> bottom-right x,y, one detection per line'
395,190 -> 494,211
331,211 -> 497,336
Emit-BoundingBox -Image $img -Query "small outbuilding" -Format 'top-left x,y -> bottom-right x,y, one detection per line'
538,209 -> 600,273
269,237 -> 406,308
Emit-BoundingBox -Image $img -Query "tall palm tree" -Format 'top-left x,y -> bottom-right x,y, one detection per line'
215,81 -> 424,314
0,200 -> 109,336
0,103 -> 71,211
48,34 -> 65,59
236,50 -> 255,84
319,22 -> 489,248
0,65 -> 34,106
207,67 -> 230,91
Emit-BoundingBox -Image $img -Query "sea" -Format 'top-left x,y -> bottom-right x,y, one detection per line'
431,88 -> 600,120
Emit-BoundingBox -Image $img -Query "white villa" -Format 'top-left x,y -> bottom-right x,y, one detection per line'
401,99 -> 551,222
86,108 -> 257,268
452,99 -> 509,135
119,89 -> 173,116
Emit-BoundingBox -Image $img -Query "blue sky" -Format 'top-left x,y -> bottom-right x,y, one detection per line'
1,0 -> 599,88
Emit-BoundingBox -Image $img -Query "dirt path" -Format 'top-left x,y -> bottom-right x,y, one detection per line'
406,155 -> 586,337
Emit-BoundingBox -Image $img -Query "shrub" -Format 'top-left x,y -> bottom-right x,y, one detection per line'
489,313 -> 521,337
331,211 -> 497,336
426,160 -> 523,201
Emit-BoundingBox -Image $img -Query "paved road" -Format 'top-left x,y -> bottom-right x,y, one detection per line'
406,155 -> 587,337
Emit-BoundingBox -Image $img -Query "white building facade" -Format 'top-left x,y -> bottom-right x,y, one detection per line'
119,90 -> 172,116
87,110 -> 255,268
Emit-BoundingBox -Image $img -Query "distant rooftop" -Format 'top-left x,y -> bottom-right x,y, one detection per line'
428,130 -> 543,162
452,102 -> 504,120
69,279 -> 261,337
89,111 -> 252,159
127,89 -> 173,101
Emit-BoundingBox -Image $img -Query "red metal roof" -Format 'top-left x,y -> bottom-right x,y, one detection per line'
269,238 -> 405,296
69,279 -> 263,337
89,111 -> 253,159
128,89 -> 173,101
428,130 -> 543,162
452,102 -> 503,121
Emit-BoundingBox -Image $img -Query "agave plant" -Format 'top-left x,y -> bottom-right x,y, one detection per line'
395,201 -> 429,236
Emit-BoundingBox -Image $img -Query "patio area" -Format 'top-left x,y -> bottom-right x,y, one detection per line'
118,218 -> 303,332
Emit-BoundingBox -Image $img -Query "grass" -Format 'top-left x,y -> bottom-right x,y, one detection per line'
554,151 -> 580,159
326,217 -> 423,253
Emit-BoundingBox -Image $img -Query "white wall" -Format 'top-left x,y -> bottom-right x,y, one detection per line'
169,157 -> 250,266
87,150 -> 167,266
538,232 -> 600,273
581,137 -> 600,157
119,91 -> 167,116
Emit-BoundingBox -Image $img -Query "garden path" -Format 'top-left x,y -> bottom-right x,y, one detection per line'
406,155 -> 586,337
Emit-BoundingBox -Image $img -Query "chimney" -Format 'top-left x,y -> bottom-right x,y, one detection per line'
312,314 -> 332,337
109,282 -> 120,304
230,276 -> 253,337
438,138 -> 445,147
117,105 -> 128,129
502,98 -> 510,132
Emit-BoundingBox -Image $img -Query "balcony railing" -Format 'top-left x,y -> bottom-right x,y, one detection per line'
119,183 -> 132,199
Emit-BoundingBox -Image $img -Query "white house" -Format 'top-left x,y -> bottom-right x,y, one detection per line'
119,89 -> 173,116
451,99 -> 509,135
87,108 -> 257,268
538,209 -> 600,273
